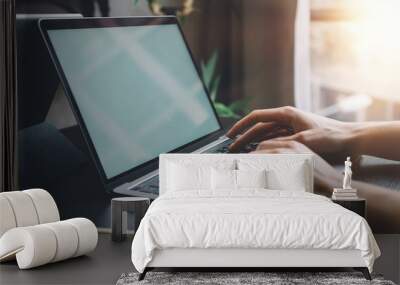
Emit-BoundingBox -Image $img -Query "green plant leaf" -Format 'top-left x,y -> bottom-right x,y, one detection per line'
229,97 -> 252,114
201,64 -> 212,90
209,75 -> 221,101
178,15 -> 187,24
200,62 -> 211,89
205,50 -> 218,79
132,0 -> 140,5
201,50 -> 218,90
213,102 -> 240,119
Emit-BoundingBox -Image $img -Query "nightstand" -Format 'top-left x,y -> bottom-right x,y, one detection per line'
111,197 -> 150,242
332,198 -> 366,218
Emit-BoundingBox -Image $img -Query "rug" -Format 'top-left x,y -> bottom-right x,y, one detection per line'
116,272 -> 396,285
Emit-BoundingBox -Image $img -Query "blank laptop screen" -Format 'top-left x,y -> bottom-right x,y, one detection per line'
47,24 -> 220,179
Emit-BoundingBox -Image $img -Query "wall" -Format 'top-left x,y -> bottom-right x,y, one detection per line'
242,0 -> 296,109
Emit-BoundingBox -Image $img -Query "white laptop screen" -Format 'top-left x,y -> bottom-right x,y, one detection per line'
47,23 -> 220,179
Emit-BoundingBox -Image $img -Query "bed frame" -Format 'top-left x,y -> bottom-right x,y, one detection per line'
138,154 -> 372,281
139,248 -> 371,280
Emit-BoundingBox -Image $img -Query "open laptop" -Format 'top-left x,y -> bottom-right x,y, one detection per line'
39,16 -> 252,198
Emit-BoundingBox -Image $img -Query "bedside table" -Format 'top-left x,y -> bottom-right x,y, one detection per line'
111,197 -> 150,242
332,198 -> 366,218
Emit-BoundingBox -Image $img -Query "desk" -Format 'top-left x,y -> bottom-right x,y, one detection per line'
351,156 -> 400,191
332,198 -> 366,218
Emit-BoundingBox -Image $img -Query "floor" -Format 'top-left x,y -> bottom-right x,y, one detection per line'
1,233 -> 398,284
0,233 -> 133,285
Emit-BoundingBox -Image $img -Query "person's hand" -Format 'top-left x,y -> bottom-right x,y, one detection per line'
252,139 -> 342,194
227,106 -> 354,159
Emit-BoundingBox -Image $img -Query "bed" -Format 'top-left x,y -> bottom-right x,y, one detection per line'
131,154 -> 380,280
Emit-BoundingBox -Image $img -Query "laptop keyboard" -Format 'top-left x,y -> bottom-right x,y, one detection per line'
205,139 -> 259,154
203,138 -> 233,153
130,177 -> 159,194
129,139 -> 259,195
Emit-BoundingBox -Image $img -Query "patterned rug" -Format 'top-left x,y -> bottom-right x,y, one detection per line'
116,271 -> 396,285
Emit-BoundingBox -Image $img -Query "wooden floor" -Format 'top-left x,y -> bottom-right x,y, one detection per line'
0,233 -> 133,285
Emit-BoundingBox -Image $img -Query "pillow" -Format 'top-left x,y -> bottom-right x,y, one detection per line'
211,169 -> 267,191
211,169 -> 236,190
237,159 -> 309,192
167,163 -> 211,191
166,159 -> 236,192
236,169 -> 267,189
267,167 -> 307,191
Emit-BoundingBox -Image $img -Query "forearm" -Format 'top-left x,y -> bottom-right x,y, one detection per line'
347,121 -> 400,161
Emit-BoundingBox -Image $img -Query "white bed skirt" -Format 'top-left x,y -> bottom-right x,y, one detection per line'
148,248 -> 366,268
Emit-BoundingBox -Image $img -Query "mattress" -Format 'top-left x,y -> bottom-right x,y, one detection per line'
131,190 -> 380,273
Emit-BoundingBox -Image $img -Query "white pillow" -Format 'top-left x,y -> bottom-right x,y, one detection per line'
211,169 -> 236,190
167,163 -> 211,191
266,168 -> 306,191
237,159 -> 308,192
166,159 -> 236,192
236,169 -> 267,189
211,169 -> 267,190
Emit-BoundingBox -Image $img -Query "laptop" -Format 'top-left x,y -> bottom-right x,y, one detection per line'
39,16 -> 253,198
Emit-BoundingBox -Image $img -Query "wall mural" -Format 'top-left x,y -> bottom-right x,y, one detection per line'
13,0 -> 400,234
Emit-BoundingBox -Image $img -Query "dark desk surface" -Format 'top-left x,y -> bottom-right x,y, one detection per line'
0,233 -> 133,285
353,156 -> 400,191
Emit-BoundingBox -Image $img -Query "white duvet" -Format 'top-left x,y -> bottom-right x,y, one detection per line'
131,190 -> 380,273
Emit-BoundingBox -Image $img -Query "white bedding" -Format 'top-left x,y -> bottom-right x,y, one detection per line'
131,190 -> 380,273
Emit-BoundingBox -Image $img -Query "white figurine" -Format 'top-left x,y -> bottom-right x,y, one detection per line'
343,157 -> 352,190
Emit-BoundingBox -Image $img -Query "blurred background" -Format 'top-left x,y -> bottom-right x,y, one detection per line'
310,0 -> 400,121
16,0 -> 400,123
